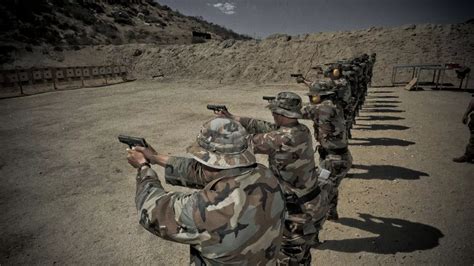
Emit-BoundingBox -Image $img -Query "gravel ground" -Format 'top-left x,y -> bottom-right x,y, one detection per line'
0,80 -> 472,265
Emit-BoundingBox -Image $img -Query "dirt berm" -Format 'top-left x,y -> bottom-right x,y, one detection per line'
6,22 -> 474,86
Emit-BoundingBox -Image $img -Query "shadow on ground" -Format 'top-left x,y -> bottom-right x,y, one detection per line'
367,96 -> 399,99
363,104 -> 399,108
369,100 -> 402,104
357,115 -> 405,121
369,91 -> 395,94
350,137 -> 415,146
354,124 -> 410,131
362,109 -> 405,113
348,164 -> 429,180
318,213 -> 444,254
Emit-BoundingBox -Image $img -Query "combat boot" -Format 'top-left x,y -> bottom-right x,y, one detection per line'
452,155 -> 474,163
311,233 -> 322,248
327,208 -> 339,221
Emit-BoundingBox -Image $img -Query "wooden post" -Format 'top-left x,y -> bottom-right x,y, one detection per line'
435,69 -> 441,89
15,69 -> 24,95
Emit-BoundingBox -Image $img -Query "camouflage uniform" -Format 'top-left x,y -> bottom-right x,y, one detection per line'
135,118 -> 286,265
321,64 -> 353,138
240,92 -> 331,265
302,83 -> 353,220
467,112 -> 474,158
455,107 -> 474,162
368,53 -> 377,85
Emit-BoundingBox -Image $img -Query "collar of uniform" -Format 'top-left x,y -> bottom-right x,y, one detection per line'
207,164 -> 256,180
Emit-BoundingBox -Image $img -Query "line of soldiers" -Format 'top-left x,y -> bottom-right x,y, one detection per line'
124,53 -> 376,265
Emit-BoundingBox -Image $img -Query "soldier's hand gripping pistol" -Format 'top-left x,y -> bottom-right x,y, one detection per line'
291,73 -> 305,84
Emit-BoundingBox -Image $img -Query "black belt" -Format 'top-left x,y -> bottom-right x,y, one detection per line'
297,186 -> 321,205
285,186 -> 322,215
327,147 -> 348,155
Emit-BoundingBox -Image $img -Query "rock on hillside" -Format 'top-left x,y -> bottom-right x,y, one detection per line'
4,23 -> 474,86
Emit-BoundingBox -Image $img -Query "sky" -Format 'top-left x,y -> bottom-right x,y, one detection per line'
157,0 -> 474,38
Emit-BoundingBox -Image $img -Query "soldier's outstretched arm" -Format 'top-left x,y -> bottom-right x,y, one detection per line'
163,156 -> 213,189
135,166 -> 211,245
251,131 -> 288,155
301,103 -> 313,120
134,147 -> 211,188
239,117 -> 278,134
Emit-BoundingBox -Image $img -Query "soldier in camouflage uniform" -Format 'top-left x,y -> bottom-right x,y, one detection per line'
453,97 -> 474,163
297,65 -> 354,138
301,82 -> 353,220
349,57 -> 367,115
126,117 -> 286,265
368,53 -> 377,85
218,92 -> 331,265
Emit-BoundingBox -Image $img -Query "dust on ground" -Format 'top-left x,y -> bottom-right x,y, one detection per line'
0,80 -> 472,265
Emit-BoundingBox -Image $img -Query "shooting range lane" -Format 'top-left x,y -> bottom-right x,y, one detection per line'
0,81 -> 472,264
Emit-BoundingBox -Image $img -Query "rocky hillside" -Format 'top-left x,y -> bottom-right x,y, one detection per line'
5,22 -> 473,86
0,0 -> 250,49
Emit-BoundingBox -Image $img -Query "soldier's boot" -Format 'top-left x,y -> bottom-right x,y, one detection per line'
452,155 -> 474,163
327,207 -> 339,221
311,233 -> 322,248
327,193 -> 340,221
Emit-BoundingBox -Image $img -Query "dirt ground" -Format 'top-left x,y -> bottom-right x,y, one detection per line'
0,80 -> 472,265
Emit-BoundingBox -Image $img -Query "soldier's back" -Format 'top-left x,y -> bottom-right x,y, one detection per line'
266,123 -> 317,197
308,100 -> 348,150
194,163 -> 285,265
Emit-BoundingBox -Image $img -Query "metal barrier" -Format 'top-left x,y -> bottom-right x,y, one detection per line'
0,65 -> 128,96
416,66 -> 470,90
392,63 -> 471,89
391,64 -> 442,86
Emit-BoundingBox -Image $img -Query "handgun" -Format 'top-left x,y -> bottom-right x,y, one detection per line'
118,135 -> 149,149
262,96 -> 276,102
290,73 -> 304,78
206,104 -> 228,113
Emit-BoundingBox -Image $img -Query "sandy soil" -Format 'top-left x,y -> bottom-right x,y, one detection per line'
0,80 -> 472,265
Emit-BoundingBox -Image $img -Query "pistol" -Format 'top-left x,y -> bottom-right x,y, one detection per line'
207,104 -> 228,113
290,73 -> 303,78
118,135 -> 148,149
262,96 -> 276,102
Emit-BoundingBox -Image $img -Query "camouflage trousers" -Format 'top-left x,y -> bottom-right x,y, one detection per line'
278,185 -> 331,266
319,150 -> 353,215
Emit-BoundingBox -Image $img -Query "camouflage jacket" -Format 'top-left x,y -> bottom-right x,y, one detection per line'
239,118 -> 318,198
330,79 -> 352,111
302,99 -> 348,151
135,157 -> 285,265
311,79 -> 352,110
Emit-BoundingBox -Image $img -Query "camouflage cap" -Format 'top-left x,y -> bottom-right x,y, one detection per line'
187,118 -> 256,169
266,91 -> 303,118
307,81 -> 335,96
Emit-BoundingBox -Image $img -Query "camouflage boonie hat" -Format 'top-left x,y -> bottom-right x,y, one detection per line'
187,118 -> 256,169
266,91 -> 303,118
307,82 -> 335,96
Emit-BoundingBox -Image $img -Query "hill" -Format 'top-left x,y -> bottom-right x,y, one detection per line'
0,0 -> 250,49
4,22 -> 473,86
